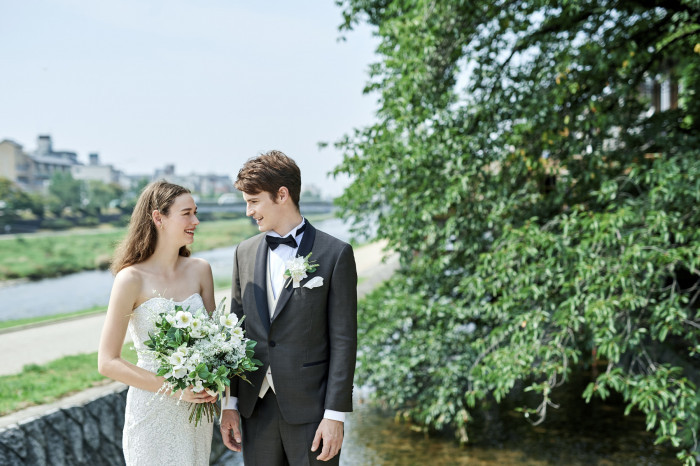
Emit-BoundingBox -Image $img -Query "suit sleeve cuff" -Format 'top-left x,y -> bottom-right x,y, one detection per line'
221,396 -> 239,411
323,409 -> 346,422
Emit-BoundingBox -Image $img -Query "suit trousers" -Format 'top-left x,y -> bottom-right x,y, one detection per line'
241,391 -> 341,466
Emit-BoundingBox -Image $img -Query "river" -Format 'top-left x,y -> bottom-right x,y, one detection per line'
0,218 -> 355,321
214,380 -> 678,465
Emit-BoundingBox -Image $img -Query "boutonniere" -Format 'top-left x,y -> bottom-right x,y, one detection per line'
284,252 -> 321,289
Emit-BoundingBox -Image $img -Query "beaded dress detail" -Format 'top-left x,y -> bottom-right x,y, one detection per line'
122,294 -> 213,466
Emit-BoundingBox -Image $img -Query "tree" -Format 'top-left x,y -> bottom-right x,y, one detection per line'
0,177 -> 33,225
334,0 -> 700,462
48,171 -> 82,213
84,180 -> 124,214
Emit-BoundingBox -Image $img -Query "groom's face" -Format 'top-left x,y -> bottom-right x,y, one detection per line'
242,190 -> 283,233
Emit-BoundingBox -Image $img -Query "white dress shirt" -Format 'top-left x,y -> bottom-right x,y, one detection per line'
223,218 -> 345,423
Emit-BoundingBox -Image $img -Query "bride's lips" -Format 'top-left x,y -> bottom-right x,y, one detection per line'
185,228 -> 195,236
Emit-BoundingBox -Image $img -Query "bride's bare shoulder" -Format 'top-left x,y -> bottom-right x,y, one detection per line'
113,264 -> 145,293
181,256 -> 212,273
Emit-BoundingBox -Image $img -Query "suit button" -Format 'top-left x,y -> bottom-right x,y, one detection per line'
269,340 -> 276,347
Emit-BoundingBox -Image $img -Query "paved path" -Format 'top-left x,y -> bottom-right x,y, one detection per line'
0,242 -> 397,376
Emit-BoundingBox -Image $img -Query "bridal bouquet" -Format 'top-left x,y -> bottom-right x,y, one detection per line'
144,298 -> 261,426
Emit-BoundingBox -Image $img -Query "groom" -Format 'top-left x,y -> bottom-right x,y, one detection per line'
220,150 -> 357,465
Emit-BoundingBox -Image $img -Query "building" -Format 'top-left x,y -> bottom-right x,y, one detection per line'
72,153 -> 122,185
0,139 -> 33,190
152,165 -> 234,197
0,135 -> 82,192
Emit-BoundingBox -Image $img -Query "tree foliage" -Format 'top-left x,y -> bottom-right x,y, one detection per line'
334,0 -> 700,462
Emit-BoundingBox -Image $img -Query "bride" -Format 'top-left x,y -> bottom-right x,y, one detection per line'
98,180 -> 217,465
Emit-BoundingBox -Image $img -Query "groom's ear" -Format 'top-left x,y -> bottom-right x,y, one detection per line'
275,186 -> 290,204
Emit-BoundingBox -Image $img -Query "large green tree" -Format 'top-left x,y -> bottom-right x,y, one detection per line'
334,0 -> 700,462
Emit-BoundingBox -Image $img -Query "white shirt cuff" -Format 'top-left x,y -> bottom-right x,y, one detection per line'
221,395 -> 239,411
323,409 -> 346,422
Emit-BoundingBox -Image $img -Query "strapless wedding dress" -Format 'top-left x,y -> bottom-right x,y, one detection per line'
122,293 -> 213,466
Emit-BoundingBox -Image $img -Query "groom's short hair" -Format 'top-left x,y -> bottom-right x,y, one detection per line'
235,150 -> 301,208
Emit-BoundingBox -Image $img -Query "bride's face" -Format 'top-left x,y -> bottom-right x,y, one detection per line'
160,194 -> 199,246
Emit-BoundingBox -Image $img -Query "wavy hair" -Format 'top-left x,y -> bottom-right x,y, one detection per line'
234,150 -> 301,208
110,180 -> 191,274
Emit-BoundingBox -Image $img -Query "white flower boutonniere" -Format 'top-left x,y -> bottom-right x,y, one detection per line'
284,252 -> 319,289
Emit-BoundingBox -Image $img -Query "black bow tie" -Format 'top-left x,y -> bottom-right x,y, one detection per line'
265,222 -> 306,250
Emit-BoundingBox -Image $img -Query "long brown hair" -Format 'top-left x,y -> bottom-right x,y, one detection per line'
110,180 -> 191,274
234,150 -> 301,208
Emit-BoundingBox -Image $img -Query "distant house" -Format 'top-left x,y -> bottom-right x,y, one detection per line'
72,153 -> 123,185
0,135 -> 81,191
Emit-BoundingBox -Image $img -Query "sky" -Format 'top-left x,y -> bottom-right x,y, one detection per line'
0,1 -> 379,197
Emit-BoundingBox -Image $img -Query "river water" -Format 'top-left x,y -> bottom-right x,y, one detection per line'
0,218 -> 355,321
215,381 -> 678,465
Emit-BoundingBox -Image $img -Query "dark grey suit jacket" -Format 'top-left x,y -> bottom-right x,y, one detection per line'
229,221 -> 357,425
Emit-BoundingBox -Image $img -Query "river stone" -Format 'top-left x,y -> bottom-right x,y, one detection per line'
0,426 -> 28,459
44,412 -> 68,466
62,405 -> 85,425
81,406 -> 101,451
0,441 -> 25,466
21,419 -> 48,465
60,412 -> 85,465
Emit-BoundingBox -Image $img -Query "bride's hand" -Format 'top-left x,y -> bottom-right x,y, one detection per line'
173,386 -> 218,404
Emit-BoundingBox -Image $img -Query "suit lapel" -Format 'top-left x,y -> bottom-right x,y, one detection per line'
253,236 -> 271,334
271,221 -> 317,322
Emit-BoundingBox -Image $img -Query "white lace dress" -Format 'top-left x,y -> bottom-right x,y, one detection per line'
122,293 -> 213,466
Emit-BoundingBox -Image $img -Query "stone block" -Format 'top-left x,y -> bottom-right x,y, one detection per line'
22,419 -> 48,466
0,441 -> 25,466
60,413 -> 86,465
0,426 -> 28,459
81,407 -> 101,451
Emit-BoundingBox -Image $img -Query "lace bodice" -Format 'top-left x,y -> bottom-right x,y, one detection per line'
128,293 -> 205,371
122,292 -> 212,466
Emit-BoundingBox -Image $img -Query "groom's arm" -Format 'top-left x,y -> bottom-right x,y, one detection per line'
324,243 -> 358,412
220,245 -> 244,451
227,245 -> 245,401
313,243 -> 357,461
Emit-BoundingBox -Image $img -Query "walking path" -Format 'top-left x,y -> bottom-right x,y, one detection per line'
0,241 -> 398,376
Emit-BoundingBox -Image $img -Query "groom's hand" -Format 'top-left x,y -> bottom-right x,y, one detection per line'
311,419 -> 343,461
220,409 -> 242,452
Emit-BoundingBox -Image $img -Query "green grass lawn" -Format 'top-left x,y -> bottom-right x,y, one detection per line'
0,344 -> 137,416
0,305 -> 106,331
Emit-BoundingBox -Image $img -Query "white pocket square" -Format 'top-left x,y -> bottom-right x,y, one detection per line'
303,276 -> 324,289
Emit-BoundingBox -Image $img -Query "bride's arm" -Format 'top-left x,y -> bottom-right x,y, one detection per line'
98,268 -> 164,393
197,259 -> 216,315
98,269 -> 214,404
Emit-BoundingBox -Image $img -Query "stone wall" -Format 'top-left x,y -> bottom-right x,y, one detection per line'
0,383 -> 231,466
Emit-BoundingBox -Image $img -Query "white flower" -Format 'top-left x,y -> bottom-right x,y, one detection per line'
192,379 -> 204,393
220,314 -> 238,328
229,327 -> 244,343
172,366 -> 188,379
284,253 -> 319,289
165,314 -> 176,325
169,351 -> 186,366
303,276 -> 324,289
173,310 -> 193,328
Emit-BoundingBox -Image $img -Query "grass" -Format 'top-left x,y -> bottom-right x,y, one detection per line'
0,218 -> 258,281
0,305 -> 106,331
0,344 -> 137,416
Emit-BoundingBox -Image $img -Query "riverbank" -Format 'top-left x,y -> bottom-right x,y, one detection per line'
0,218 -> 258,281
